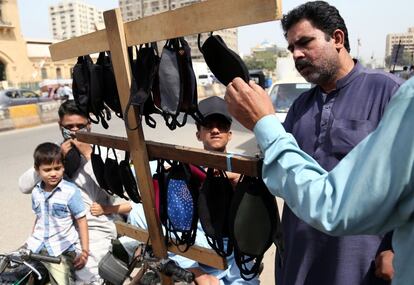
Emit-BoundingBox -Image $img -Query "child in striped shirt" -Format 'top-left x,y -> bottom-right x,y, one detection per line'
25,142 -> 89,285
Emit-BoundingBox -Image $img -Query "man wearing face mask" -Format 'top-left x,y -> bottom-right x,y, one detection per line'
18,100 -> 117,285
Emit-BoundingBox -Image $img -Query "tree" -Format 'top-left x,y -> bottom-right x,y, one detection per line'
385,52 -> 413,69
244,48 -> 289,72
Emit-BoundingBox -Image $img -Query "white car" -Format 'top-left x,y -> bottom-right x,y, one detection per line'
198,74 -> 214,86
268,78 -> 313,122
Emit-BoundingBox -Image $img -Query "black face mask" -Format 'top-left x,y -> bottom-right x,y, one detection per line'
64,146 -> 81,179
91,145 -> 108,191
96,52 -> 123,118
104,148 -> 129,200
229,175 -> 283,281
119,152 -> 141,203
198,168 -> 234,257
198,34 -> 250,86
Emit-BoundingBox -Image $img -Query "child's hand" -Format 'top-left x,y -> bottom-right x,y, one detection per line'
73,251 -> 88,269
90,202 -> 104,216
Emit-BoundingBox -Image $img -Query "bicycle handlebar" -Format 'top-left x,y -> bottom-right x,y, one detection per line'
30,253 -> 61,264
0,256 -> 9,273
159,260 -> 194,283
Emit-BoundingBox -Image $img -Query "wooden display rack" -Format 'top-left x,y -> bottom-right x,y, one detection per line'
49,1 -> 281,283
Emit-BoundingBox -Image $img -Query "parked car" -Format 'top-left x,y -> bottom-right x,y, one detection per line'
198,73 -> 214,86
0,88 -> 53,109
268,78 -> 313,122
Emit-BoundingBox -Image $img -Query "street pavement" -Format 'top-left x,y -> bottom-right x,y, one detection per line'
0,115 -> 281,283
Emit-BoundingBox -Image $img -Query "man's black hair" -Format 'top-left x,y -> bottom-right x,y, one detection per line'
196,114 -> 232,131
281,1 -> 350,52
34,142 -> 63,169
58,99 -> 88,120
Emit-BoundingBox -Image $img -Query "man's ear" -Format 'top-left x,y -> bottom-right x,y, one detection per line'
196,131 -> 201,142
228,131 -> 232,141
332,29 -> 345,50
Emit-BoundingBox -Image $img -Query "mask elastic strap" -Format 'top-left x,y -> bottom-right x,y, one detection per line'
226,153 -> 234,172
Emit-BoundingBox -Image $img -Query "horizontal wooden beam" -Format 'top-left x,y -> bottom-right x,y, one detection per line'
49,0 -> 282,61
115,221 -> 227,270
125,0 -> 282,46
76,132 -> 262,176
49,29 -> 109,61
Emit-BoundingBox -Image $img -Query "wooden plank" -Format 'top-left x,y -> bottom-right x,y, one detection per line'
103,11 -> 171,284
49,0 -> 282,61
125,0 -> 282,46
76,132 -> 262,176
49,29 -> 109,61
115,222 -> 227,270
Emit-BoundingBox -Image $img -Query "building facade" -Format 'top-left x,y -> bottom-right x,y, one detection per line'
385,27 -> 414,59
0,0 -> 35,88
0,0 -> 74,89
118,0 -> 238,61
49,0 -> 104,40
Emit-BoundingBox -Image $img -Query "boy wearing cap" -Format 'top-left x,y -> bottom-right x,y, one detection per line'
124,96 -> 258,285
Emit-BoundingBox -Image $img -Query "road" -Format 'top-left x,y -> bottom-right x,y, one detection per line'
0,116 -> 260,252
0,116 -> 280,283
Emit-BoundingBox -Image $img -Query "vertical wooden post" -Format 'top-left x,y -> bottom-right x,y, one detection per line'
103,9 -> 172,285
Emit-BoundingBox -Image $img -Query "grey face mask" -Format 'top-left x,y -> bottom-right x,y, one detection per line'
61,127 -> 75,140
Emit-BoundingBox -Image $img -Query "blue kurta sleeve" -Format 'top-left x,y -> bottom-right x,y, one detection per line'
253,79 -> 414,236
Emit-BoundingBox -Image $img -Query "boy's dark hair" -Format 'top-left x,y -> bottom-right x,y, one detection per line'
34,142 -> 63,169
281,1 -> 350,52
58,99 -> 88,120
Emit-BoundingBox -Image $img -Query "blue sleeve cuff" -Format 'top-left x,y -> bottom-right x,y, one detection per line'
253,114 -> 287,152
68,187 -> 86,218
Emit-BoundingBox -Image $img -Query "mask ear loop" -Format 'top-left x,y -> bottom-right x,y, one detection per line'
226,153 -> 234,172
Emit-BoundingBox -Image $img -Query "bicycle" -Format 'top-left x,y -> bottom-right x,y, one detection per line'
99,242 -> 195,285
0,248 -> 61,285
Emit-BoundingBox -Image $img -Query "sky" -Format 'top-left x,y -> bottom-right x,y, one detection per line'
18,0 -> 414,63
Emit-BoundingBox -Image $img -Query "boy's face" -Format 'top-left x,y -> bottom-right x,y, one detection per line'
36,161 -> 64,190
196,115 -> 232,152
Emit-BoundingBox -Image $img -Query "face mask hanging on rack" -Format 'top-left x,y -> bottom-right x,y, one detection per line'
96,51 -> 123,118
72,54 -> 112,129
125,43 -> 162,130
104,148 -> 130,200
155,159 -> 202,252
155,37 -> 204,130
228,175 -> 284,281
198,32 -> 250,86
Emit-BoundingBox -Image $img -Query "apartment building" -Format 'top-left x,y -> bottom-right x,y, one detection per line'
49,0 -> 104,40
385,27 -> 414,59
118,0 -> 238,61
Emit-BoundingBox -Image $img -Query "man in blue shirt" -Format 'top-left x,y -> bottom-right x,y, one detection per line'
229,2 -> 402,284
225,73 -> 414,285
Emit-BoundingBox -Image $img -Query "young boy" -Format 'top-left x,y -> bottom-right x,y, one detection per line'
25,142 -> 89,285
19,100 -> 118,284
